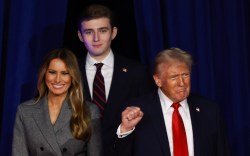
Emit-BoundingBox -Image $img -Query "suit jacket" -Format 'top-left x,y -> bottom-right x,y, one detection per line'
12,97 -> 102,156
115,91 -> 230,156
78,53 -> 154,156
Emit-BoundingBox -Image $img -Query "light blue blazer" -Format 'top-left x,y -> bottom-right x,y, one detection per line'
12,96 -> 102,156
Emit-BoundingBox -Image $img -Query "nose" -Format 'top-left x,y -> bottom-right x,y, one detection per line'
55,74 -> 61,83
93,31 -> 100,42
177,76 -> 184,86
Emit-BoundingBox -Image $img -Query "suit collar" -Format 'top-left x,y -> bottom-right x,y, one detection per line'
149,92 -> 202,156
157,88 -> 189,112
106,54 -> 130,104
81,56 -> 91,101
81,53 -> 130,103
85,50 -> 114,67
53,98 -> 71,132
187,95 -> 202,156
33,96 -> 71,156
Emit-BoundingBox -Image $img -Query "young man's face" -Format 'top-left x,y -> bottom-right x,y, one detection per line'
78,17 -> 117,61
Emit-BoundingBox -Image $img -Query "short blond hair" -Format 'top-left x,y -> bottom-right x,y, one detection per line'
153,47 -> 193,74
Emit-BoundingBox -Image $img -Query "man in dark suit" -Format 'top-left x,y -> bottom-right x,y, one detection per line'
76,4 -> 154,156
116,48 -> 230,156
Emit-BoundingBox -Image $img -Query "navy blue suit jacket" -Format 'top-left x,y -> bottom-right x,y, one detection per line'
78,53 -> 155,156
115,91 -> 230,156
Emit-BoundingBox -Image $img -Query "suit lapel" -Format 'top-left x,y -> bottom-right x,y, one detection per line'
103,55 -> 129,120
53,100 -> 71,133
79,55 -> 91,101
33,97 -> 62,156
188,97 -> 202,156
107,54 -> 128,104
83,68 -> 91,101
149,92 -> 171,156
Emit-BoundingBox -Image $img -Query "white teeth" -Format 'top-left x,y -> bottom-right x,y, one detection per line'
53,84 -> 64,88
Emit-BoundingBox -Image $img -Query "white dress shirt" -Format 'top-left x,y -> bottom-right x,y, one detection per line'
158,89 -> 194,156
85,50 -> 114,99
117,88 -> 194,156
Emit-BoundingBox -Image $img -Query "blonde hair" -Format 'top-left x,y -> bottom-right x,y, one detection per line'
153,47 -> 193,74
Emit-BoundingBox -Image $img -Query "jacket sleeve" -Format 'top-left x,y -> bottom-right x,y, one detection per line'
12,106 -> 29,156
114,132 -> 134,156
87,102 -> 103,156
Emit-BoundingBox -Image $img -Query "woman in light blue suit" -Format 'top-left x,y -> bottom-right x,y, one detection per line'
12,48 -> 102,156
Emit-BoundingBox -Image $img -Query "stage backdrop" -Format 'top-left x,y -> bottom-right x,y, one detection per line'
0,0 -> 68,155
1,0 -> 250,156
134,0 -> 250,155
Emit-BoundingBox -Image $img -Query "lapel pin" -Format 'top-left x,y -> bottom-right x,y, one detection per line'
123,68 -> 127,72
196,107 -> 200,112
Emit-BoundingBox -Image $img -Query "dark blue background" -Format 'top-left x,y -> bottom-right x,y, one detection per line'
1,0 -> 249,155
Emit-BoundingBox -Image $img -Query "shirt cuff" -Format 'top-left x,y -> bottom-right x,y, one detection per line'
116,124 -> 135,138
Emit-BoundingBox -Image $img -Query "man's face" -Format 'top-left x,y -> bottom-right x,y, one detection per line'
78,17 -> 117,61
153,61 -> 191,103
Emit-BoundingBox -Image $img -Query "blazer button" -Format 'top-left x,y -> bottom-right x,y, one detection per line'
63,148 -> 67,152
40,147 -> 44,151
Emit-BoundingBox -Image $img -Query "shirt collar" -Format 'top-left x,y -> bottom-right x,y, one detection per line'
86,50 -> 114,68
158,88 -> 189,113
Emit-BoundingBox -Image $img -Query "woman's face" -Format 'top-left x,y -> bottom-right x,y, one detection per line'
45,58 -> 72,97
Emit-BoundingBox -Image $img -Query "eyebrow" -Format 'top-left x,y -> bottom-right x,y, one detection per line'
83,27 -> 110,31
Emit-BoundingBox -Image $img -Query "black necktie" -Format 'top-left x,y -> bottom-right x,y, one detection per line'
92,63 -> 106,113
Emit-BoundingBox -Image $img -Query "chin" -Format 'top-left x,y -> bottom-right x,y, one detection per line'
177,93 -> 188,101
49,91 -> 68,97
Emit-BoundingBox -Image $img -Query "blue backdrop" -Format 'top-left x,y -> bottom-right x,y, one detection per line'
134,0 -> 250,155
0,0 -> 68,155
1,0 -> 249,155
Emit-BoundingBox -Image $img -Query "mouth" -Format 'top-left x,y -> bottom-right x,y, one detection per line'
177,89 -> 186,92
92,44 -> 102,48
52,84 -> 64,89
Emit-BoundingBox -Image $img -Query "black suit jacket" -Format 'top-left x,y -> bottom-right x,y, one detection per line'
115,91 -> 230,156
78,53 -> 154,156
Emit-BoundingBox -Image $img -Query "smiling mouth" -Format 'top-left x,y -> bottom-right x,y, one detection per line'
52,84 -> 64,89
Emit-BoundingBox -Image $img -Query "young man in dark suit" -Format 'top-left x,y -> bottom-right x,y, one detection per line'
77,4 -> 154,156
117,48 -> 230,156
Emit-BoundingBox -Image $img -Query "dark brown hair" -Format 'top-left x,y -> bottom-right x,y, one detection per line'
35,48 -> 91,140
77,4 -> 115,30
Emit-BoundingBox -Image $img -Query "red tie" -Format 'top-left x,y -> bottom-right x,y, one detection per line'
171,103 -> 188,156
92,63 -> 106,114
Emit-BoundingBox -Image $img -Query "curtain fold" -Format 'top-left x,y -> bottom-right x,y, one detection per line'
1,0 -> 250,155
0,0 -> 68,155
133,0 -> 168,69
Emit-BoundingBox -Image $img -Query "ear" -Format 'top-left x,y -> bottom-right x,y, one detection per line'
153,75 -> 161,87
77,30 -> 84,42
111,27 -> 118,40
